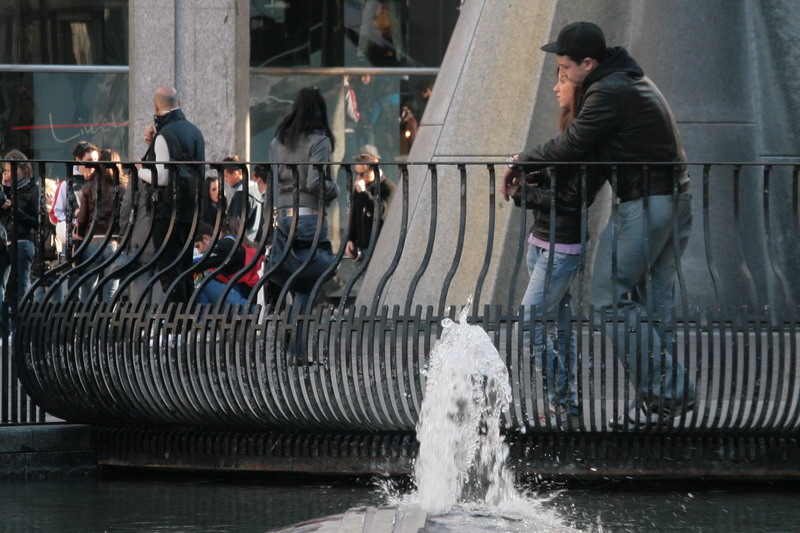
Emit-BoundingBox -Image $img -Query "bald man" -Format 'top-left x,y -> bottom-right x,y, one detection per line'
136,85 -> 205,305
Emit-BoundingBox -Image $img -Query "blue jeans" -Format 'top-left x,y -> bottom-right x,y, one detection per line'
522,244 -> 581,415
0,240 -> 34,304
268,215 -> 334,293
78,240 -> 119,304
590,193 -> 695,409
268,215 -> 334,360
197,279 -> 249,306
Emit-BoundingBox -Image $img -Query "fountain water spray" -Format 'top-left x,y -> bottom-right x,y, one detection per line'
414,298 -> 517,515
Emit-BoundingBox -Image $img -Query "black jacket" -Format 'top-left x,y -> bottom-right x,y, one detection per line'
144,108 -> 205,222
0,178 -> 39,242
226,180 -> 263,242
520,47 -> 682,202
348,174 -> 396,251
513,165 -> 605,245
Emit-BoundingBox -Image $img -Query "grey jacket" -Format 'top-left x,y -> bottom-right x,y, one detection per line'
270,131 -> 339,209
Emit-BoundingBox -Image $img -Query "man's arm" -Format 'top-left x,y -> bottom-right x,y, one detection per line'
503,85 -> 623,200
519,85 -> 623,162
52,180 -> 68,223
137,135 -> 171,186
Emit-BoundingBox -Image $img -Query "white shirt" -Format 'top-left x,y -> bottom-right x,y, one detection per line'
137,135 -> 171,186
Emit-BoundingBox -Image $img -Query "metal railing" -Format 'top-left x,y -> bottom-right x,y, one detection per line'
3,159 -> 799,434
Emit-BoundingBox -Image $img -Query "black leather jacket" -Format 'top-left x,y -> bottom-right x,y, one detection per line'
513,165 -> 605,244
520,47 -> 682,202
0,178 -> 39,242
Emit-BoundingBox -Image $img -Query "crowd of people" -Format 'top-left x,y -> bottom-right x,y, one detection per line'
0,85 -> 396,353
0,21 -> 694,423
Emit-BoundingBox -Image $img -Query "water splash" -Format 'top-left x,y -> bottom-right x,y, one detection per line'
414,298 -> 517,515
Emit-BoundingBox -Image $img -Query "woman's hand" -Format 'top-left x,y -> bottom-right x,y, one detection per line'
345,240 -> 357,259
500,171 -> 521,201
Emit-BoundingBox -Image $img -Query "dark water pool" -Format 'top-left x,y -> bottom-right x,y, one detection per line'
1,473 -> 798,532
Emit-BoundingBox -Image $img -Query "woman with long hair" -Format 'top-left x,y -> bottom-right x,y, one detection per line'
268,87 -> 339,362
74,148 -> 124,303
508,69 -> 604,428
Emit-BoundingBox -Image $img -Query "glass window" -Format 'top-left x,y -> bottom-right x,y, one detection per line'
250,73 -> 432,164
0,71 -> 128,178
251,72 -> 425,248
250,0 -> 460,68
0,0 -> 128,65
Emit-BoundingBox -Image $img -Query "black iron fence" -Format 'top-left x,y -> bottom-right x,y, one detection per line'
2,159 -> 799,434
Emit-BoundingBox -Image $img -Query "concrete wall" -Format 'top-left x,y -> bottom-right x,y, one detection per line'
0,425 -> 96,482
128,0 -> 249,163
359,0 -> 800,314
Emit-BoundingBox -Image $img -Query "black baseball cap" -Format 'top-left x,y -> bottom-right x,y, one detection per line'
541,22 -> 607,61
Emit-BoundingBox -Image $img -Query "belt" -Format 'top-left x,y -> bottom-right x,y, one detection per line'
91,235 -> 119,243
621,180 -> 691,203
277,207 -> 319,217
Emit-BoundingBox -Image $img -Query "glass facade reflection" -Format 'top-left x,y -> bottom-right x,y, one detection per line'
0,71 -> 128,179
0,1 -> 458,177
0,0 -> 128,65
250,72 -> 434,164
250,0 -> 459,68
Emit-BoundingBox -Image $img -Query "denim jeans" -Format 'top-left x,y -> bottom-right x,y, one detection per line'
590,193 -> 695,409
269,215 -> 333,360
0,240 -> 33,329
197,279 -> 249,306
521,244 -> 581,415
268,215 -> 333,292
0,239 -> 34,303
78,240 -> 119,304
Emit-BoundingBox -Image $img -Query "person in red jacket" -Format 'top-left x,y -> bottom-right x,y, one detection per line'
192,221 -> 262,306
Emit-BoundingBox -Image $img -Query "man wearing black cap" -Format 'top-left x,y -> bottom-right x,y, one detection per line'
501,21 -> 695,429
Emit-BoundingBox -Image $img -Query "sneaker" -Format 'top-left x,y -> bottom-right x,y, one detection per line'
560,412 -> 582,430
646,400 -> 696,418
608,406 -> 662,430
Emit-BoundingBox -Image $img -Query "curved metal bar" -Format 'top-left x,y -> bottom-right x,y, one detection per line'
276,166 -> 327,308
186,167 -> 242,310
332,305 -> 359,424
404,165 -> 438,315
472,164 -> 496,312
505,173 -> 528,314
701,165 -> 722,309
371,164 -> 409,314
107,166 -> 159,308
337,164 -> 373,306
362,303 -> 391,427
731,165 -> 759,311
777,166 -> 800,429
83,165 -> 127,304
9,160 -> 800,435
309,306 -> 339,423
762,165 -> 793,311
781,312 -> 800,430
437,164 -> 468,316
575,165 -> 590,309
212,167 -> 267,309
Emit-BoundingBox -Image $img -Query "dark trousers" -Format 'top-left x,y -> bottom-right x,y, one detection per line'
151,218 -> 193,306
